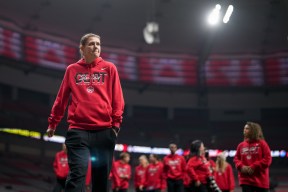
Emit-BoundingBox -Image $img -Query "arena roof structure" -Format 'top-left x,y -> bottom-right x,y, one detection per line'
1,0 -> 288,55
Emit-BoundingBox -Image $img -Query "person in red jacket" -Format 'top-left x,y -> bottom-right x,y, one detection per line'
182,151 -> 192,192
163,143 -> 186,192
214,152 -> 235,192
46,33 -> 125,192
111,152 -> 131,192
234,122 -> 272,192
53,143 -> 69,192
145,154 -> 166,192
186,140 -> 211,192
134,155 -> 149,192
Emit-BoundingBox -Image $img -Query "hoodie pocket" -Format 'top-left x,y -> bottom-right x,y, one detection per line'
73,101 -> 111,125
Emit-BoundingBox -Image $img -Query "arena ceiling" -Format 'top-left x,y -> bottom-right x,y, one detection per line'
1,0 -> 288,55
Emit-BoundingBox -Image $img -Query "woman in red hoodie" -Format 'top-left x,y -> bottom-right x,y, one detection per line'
234,122 -> 272,192
214,152 -> 235,192
145,154 -> 166,192
134,155 -> 149,192
111,152 -> 131,192
46,33 -> 125,192
53,144 -> 69,192
186,140 -> 211,192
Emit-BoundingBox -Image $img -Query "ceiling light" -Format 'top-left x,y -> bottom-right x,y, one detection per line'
223,5 -> 234,23
143,22 -> 160,44
207,4 -> 221,26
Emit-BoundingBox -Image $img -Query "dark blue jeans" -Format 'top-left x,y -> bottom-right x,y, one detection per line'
65,128 -> 116,192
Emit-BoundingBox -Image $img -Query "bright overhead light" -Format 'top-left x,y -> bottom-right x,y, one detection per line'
223,5 -> 234,23
208,4 -> 221,26
143,22 -> 160,44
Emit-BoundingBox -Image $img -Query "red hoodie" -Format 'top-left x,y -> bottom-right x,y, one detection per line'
214,163 -> 235,191
53,150 -> 69,179
145,161 -> 166,190
234,139 -> 271,189
111,160 -> 131,190
186,156 -> 210,184
163,154 -> 186,180
134,165 -> 148,188
48,57 -> 124,130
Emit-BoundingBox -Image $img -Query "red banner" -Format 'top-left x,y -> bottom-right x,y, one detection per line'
265,57 -> 288,85
0,24 -> 288,87
0,27 -> 22,60
205,59 -> 264,86
24,36 -> 77,70
101,52 -> 137,81
139,57 -> 197,85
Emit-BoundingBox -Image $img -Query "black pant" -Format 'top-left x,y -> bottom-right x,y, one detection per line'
136,187 -> 147,192
65,128 -> 116,192
241,185 -> 269,192
190,183 -> 209,192
167,178 -> 184,192
113,189 -> 128,192
53,178 -> 66,192
146,189 -> 161,192
184,186 -> 192,192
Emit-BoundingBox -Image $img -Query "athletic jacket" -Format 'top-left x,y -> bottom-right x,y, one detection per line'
183,169 -> 192,188
145,161 -> 166,190
214,163 -> 235,191
163,154 -> 186,180
186,156 -> 211,184
53,150 -> 69,179
134,165 -> 148,188
48,57 -> 124,130
234,139 -> 272,189
111,160 -> 131,190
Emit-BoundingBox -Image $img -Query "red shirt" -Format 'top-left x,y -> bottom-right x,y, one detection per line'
163,154 -> 186,180
234,139 -> 272,189
183,169 -> 192,187
145,161 -> 166,190
134,165 -> 147,188
186,156 -> 210,184
111,160 -> 131,190
214,163 -> 235,191
53,150 -> 69,179
48,57 -> 124,130
209,159 -> 216,174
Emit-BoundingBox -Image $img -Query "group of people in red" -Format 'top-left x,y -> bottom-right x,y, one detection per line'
48,33 -> 272,192
53,121 -> 271,192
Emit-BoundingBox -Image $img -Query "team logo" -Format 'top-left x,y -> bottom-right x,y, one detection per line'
87,86 -> 94,93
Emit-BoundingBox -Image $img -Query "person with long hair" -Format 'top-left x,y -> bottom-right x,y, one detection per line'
234,122 -> 272,192
214,152 -> 235,192
186,140 -> 211,192
145,154 -> 166,192
134,155 -> 149,192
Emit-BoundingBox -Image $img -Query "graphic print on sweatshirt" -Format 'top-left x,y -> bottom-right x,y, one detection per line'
60,157 -> 68,167
240,144 -> 260,155
168,159 -> 180,168
75,72 -> 107,85
117,167 -> 129,176
148,167 -> 159,176
137,170 -> 145,176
